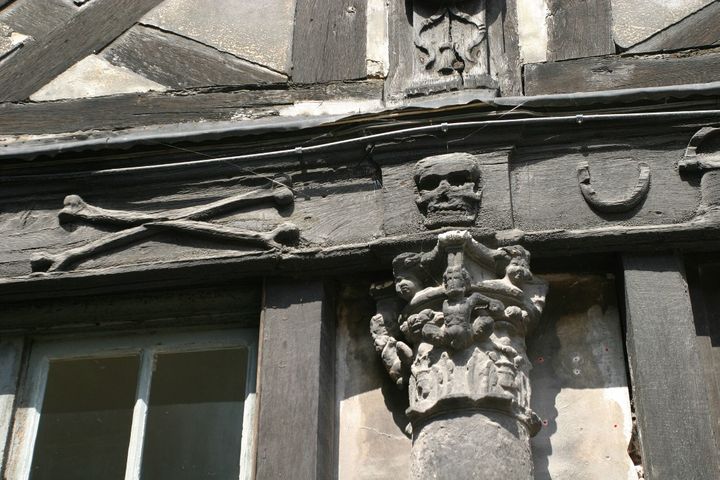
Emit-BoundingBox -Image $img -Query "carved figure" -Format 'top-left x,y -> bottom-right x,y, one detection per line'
369,231 -> 547,437
413,0 -> 496,89
369,231 -> 547,478
414,152 -> 483,229
32,178 -> 299,272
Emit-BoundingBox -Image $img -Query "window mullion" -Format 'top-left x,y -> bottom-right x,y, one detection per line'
124,348 -> 154,480
239,342 -> 258,480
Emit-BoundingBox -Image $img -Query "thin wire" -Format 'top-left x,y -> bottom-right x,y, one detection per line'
157,142 -> 297,192
3,109 -> 719,181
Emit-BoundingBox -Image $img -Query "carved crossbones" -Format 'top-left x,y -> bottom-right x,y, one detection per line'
32,181 -> 299,272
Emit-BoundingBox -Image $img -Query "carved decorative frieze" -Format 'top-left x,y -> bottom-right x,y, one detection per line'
413,0 -> 496,91
370,230 -> 547,478
414,152 -> 483,229
680,127 -> 720,219
31,177 -> 299,272
577,161 -> 651,214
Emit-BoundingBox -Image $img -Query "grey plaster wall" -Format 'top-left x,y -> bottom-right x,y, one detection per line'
336,274 -> 637,479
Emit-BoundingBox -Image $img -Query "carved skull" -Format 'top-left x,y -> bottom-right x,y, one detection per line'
414,153 -> 482,229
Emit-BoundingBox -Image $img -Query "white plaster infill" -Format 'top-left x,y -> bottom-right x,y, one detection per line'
30,55 -> 167,102
517,0 -> 548,65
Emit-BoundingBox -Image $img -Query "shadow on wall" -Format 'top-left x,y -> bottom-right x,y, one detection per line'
335,274 -> 636,480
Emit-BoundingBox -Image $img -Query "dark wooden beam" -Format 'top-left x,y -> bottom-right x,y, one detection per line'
0,81 -> 382,135
291,0 -> 367,83
627,1 -> 720,54
623,253 -> 720,480
102,24 -> 287,89
546,0 -> 615,61
0,282 -> 261,334
0,0 -> 164,102
685,258 -> 720,450
0,0 -> 74,39
255,279 -> 335,480
524,49 -> 720,95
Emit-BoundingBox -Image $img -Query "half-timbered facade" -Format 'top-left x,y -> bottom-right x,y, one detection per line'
1,1 -> 719,479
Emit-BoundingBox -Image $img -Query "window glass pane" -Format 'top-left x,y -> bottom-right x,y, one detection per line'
140,348 -> 248,480
30,355 -> 140,480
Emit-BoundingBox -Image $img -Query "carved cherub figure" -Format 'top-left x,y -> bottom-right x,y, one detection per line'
393,252 -> 425,302
440,265 -> 500,350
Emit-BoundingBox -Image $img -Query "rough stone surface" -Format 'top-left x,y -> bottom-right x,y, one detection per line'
412,411 -> 533,480
516,0 -> 548,64
338,274 -> 635,479
337,283 -> 411,480
528,274 -> 636,480
30,55 -> 167,102
142,0 -> 295,73
611,0 -> 714,48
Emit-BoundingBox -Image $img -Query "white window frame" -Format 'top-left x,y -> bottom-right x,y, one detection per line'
5,329 -> 258,480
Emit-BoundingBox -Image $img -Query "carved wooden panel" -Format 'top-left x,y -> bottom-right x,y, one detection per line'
387,0 -> 521,99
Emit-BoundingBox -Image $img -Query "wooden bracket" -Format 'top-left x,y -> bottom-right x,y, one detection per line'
577,161 -> 651,214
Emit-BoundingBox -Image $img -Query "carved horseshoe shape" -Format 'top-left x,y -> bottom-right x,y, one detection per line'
577,161 -> 651,214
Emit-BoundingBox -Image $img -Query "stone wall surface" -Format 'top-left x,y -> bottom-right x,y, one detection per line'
336,274 -> 636,479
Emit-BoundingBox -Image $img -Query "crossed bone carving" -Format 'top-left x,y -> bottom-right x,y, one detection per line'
31,180 -> 299,273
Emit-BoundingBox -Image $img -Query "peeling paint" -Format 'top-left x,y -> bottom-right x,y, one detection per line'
278,99 -> 384,118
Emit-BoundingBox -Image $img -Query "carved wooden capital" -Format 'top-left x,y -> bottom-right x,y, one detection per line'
370,231 -> 546,478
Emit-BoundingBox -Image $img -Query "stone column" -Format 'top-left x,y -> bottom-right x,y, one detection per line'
370,231 -> 547,480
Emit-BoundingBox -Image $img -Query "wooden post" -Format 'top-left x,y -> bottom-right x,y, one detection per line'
255,279 -> 335,480
0,339 -> 23,478
623,253 -> 720,480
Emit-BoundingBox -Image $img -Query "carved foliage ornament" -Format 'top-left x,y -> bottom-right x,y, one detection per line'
370,231 -> 547,434
414,152 -> 483,229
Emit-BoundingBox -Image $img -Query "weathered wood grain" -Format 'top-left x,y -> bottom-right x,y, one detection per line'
0,339 -> 23,479
255,279 -> 335,480
386,0 -> 521,98
487,0 -> 522,96
0,282 -> 261,333
510,131 -> 701,231
380,149 -> 514,236
546,0 -> 615,61
627,1 -> 720,54
291,0 -> 367,83
0,0 -> 163,102
102,24 -> 287,89
0,0 -> 74,39
686,259 -> 720,452
623,254 -> 720,480
524,49 -> 720,95
385,0 -> 415,101
0,81 -> 382,136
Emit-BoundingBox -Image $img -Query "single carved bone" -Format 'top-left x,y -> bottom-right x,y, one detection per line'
59,184 -> 294,226
32,180 -> 298,272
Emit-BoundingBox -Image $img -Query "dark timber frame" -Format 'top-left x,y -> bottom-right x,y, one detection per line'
1,90 -> 720,479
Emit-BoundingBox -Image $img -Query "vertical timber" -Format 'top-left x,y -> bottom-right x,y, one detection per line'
623,254 -> 720,480
255,279 -> 335,480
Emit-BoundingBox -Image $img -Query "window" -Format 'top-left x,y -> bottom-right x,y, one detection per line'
5,330 -> 257,480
